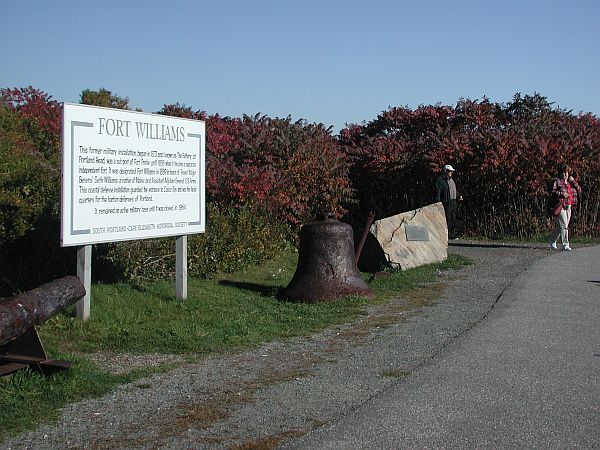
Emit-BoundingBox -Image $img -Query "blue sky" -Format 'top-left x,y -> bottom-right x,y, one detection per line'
3,0 -> 599,131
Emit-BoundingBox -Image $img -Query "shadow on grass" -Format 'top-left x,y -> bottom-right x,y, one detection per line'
218,280 -> 280,297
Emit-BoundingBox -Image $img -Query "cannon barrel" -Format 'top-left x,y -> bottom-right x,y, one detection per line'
0,276 -> 85,347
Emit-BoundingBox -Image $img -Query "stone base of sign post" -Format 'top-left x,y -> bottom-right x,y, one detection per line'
357,202 -> 448,271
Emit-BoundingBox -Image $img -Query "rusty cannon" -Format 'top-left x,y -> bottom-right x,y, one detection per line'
0,276 -> 85,376
280,213 -> 374,303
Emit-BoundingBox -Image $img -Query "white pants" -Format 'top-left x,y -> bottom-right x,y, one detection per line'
549,205 -> 572,246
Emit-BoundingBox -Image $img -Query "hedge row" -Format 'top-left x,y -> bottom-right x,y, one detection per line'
1,87 -> 599,295
0,87 -> 349,294
340,94 -> 600,238
156,104 -> 352,227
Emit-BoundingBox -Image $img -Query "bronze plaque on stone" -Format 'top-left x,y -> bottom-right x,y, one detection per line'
405,224 -> 429,242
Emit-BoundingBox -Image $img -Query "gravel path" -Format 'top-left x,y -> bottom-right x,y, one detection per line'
1,241 -> 549,450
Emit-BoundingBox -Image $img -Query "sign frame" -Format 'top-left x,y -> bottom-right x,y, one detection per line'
61,103 -> 205,247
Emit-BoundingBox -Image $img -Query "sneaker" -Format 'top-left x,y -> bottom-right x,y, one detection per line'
563,245 -> 572,251
548,243 -> 557,250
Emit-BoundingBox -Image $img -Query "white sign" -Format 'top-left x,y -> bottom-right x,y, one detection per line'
61,103 -> 205,246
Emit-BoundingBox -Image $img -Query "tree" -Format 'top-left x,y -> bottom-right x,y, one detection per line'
80,88 -> 130,109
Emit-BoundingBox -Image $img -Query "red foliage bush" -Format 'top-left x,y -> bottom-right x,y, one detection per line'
340,94 -> 600,237
0,86 -> 62,164
158,106 -> 353,229
2,86 -> 599,250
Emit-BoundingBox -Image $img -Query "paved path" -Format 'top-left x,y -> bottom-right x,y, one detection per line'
285,245 -> 600,449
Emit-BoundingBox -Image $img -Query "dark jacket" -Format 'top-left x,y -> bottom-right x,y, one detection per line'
436,175 -> 458,205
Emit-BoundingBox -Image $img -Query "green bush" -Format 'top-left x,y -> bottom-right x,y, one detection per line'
0,106 -> 59,244
0,89 -> 73,296
97,204 -> 289,285
0,105 -> 74,296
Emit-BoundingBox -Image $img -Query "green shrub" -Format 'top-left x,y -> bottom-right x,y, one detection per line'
97,204 -> 289,284
0,106 -> 59,244
0,89 -> 72,296
80,88 -> 130,110
0,105 -> 75,296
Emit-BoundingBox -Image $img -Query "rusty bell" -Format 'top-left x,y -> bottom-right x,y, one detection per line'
280,213 -> 374,303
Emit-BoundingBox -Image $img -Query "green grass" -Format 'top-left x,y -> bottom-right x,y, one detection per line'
1,251 -> 471,439
0,358 -> 133,437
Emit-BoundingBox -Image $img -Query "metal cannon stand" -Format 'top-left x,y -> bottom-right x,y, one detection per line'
0,327 -> 72,376
0,276 -> 85,376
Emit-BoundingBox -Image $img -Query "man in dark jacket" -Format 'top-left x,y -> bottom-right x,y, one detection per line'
436,164 -> 463,239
